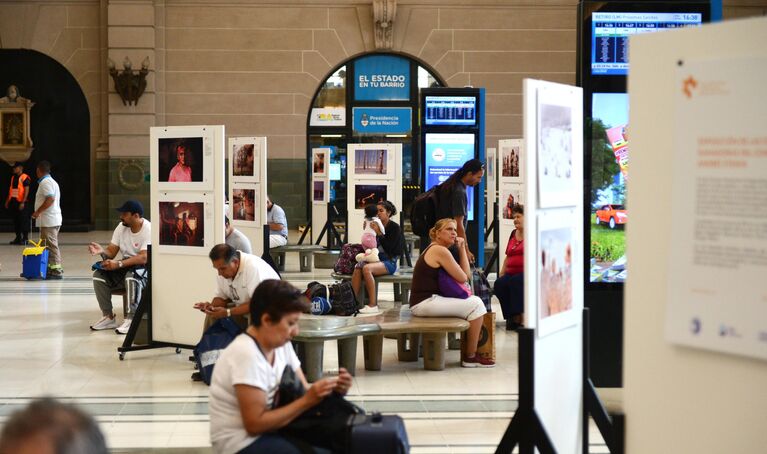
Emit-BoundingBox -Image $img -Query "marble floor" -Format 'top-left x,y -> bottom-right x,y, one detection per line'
0,232 -> 606,453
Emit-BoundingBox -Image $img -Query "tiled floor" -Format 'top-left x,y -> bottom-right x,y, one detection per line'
0,232 -> 606,453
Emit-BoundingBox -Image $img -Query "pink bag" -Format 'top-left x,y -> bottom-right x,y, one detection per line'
437,269 -> 472,299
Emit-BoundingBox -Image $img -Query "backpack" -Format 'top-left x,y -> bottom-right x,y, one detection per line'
304,281 -> 329,300
193,317 -> 243,385
334,243 -> 365,275
329,281 -> 359,316
410,185 -> 441,237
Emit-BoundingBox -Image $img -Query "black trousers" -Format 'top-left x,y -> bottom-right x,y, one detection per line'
8,199 -> 30,240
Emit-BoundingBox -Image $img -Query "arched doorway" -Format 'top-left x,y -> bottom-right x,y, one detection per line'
306,52 -> 444,223
0,49 -> 91,229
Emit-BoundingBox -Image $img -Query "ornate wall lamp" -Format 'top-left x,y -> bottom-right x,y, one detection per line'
107,57 -> 150,106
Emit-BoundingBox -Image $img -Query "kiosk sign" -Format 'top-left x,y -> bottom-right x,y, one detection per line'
354,55 -> 410,101
353,107 -> 411,134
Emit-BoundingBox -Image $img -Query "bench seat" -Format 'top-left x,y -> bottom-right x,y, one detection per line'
330,269 -> 413,304
270,244 -> 325,272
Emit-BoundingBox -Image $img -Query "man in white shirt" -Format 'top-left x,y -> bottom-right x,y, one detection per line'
31,161 -> 63,279
88,200 -> 151,334
266,195 -> 288,249
191,244 -> 279,381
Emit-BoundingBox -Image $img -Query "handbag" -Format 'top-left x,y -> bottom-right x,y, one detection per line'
471,267 -> 493,311
437,269 -> 472,299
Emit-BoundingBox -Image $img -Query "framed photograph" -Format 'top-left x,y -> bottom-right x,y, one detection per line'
156,192 -> 214,255
500,143 -> 523,182
313,180 -> 326,203
354,184 -> 387,209
537,87 -> 577,207
500,183 -> 524,224
1,111 -> 26,146
155,127 -> 215,191
350,144 -> 395,180
486,148 -> 496,182
229,138 -> 262,183
536,210 -> 581,337
231,183 -> 260,226
312,150 -> 327,177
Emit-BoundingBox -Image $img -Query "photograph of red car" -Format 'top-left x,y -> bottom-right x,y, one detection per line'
595,204 -> 627,229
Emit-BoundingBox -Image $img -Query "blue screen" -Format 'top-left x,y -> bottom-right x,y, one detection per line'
591,12 -> 702,76
424,96 -> 477,126
424,133 -> 476,221
329,163 -> 341,181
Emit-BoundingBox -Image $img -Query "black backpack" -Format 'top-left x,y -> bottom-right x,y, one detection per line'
329,281 -> 359,316
410,185 -> 441,237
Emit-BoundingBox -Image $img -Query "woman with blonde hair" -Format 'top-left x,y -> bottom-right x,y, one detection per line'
408,218 -> 494,367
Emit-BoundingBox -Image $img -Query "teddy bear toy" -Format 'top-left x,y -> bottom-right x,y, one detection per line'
355,248 -> 380,263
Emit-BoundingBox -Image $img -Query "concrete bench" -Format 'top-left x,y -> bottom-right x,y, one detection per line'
363,307 -> 469,371
313,249 -> 340,269
293,316 -> 380,382
403,232 -> 419,260
330,269 -> 413,304
270,244 -> 325,272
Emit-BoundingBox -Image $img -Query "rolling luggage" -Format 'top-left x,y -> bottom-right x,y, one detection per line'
347,412 -> 410,454
21,239 -> 49,280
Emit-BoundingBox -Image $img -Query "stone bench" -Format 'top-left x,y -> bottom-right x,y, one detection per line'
270,244 -> 325,272
313,249 -> 340,269
330,269 -> 413,304
293,316 -> 381,382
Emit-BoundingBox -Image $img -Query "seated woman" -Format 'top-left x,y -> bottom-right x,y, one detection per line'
351,200 -> 405,314
493,204 -> 524,330
408,218 -> 494,368
209,279 -> 353,454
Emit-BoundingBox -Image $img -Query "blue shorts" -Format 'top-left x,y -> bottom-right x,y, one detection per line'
383,258 -> 398,275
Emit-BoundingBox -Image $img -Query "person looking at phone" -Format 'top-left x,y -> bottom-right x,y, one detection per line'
210,280 -> 352,454
88,200 -> 150,334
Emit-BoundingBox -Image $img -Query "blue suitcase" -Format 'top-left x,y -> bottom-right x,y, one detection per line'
348,412 -> 410,454
22,240 -> 49,280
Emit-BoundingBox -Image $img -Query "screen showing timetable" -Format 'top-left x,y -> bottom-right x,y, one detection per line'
591,12 -> 702,76
424,96 -> 477,126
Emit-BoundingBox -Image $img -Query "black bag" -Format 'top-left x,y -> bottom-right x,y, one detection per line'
334,243 -> 365,275
279,393 -> 364,453
193,317 -> 243,385
348,412 -> 410,454
329,281 -> 359,316
471,267 -> 493,312
409,185 -> 441,237
304,281 -> 328,300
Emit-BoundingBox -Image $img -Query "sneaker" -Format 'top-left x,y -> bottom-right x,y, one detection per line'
358,305 -> 380,315
191,372 -> 203,382
46,274 -> 63,280
90,315 -> 117,331
116,318 -> 132,334
462,355 -> 495,368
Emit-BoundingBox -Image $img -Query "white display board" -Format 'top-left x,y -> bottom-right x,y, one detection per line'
486,147 -> 497,229
229,137 -> 267,256
346,143 -> 402,245
311,148 -> 331,244
497,139 -> 525,279
626,17 -> 767,453
150,125 -> 226,346
522,79 -> 583,453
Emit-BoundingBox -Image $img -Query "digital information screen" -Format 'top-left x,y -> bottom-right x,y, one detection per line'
424,96 -> 477,126
424,133 -> 476,221
591,12 -> 702,76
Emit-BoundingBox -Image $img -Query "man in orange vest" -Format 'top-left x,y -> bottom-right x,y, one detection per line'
5,162 -> 31,245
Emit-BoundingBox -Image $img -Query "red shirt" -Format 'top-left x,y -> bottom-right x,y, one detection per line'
503,230 -> 524,276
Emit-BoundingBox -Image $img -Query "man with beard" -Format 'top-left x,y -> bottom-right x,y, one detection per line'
88,200 -> 151,334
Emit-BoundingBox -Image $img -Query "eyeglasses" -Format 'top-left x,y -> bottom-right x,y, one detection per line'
229,284 -> 240,301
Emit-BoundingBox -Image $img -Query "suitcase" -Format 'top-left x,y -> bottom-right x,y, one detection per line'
21,239 -> 49,280
347,412 -> 410,454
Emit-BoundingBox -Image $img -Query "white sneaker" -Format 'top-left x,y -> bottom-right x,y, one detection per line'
116,318 -> 132,334
90,315 -> 117,331
358,305 -> 380,315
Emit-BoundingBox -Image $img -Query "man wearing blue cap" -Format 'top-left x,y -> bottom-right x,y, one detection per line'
88,200 -> 151,334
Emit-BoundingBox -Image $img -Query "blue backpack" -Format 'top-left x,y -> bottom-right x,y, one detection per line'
193,317 -> 243,385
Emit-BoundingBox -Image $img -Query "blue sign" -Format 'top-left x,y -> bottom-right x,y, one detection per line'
354,55 -> 410,101
424,133 -> 476,221
353,107 -> 412,134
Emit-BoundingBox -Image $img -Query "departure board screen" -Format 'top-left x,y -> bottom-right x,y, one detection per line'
424,96 -> 477,126
591,12 -> 702,76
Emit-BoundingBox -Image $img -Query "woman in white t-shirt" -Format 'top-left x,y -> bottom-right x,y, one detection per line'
209,280 -> 353,454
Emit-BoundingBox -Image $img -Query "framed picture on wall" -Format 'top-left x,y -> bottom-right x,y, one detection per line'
155,127 -> 215,191
231,183 -> 260,226
313,180 -> 327,203
536,86 -> 578,208
500,143 -> 523,183
500,183 -> 524,224
156,192 -> 214,255
312,150 -> 327,177
230,139 -> 261,183
354,184 -> 387,209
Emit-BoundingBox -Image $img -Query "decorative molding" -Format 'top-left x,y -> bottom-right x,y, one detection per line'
117,159 -> 146,191
373,0 -> 397,50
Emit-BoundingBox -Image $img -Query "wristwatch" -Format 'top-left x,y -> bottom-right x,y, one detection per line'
118,260 -> 123,268
226,308 -> 232,317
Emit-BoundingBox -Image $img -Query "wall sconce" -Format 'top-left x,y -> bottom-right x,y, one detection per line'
107,57 -> 149,106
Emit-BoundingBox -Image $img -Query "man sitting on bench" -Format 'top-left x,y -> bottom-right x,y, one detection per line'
266,195 -> 288,249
